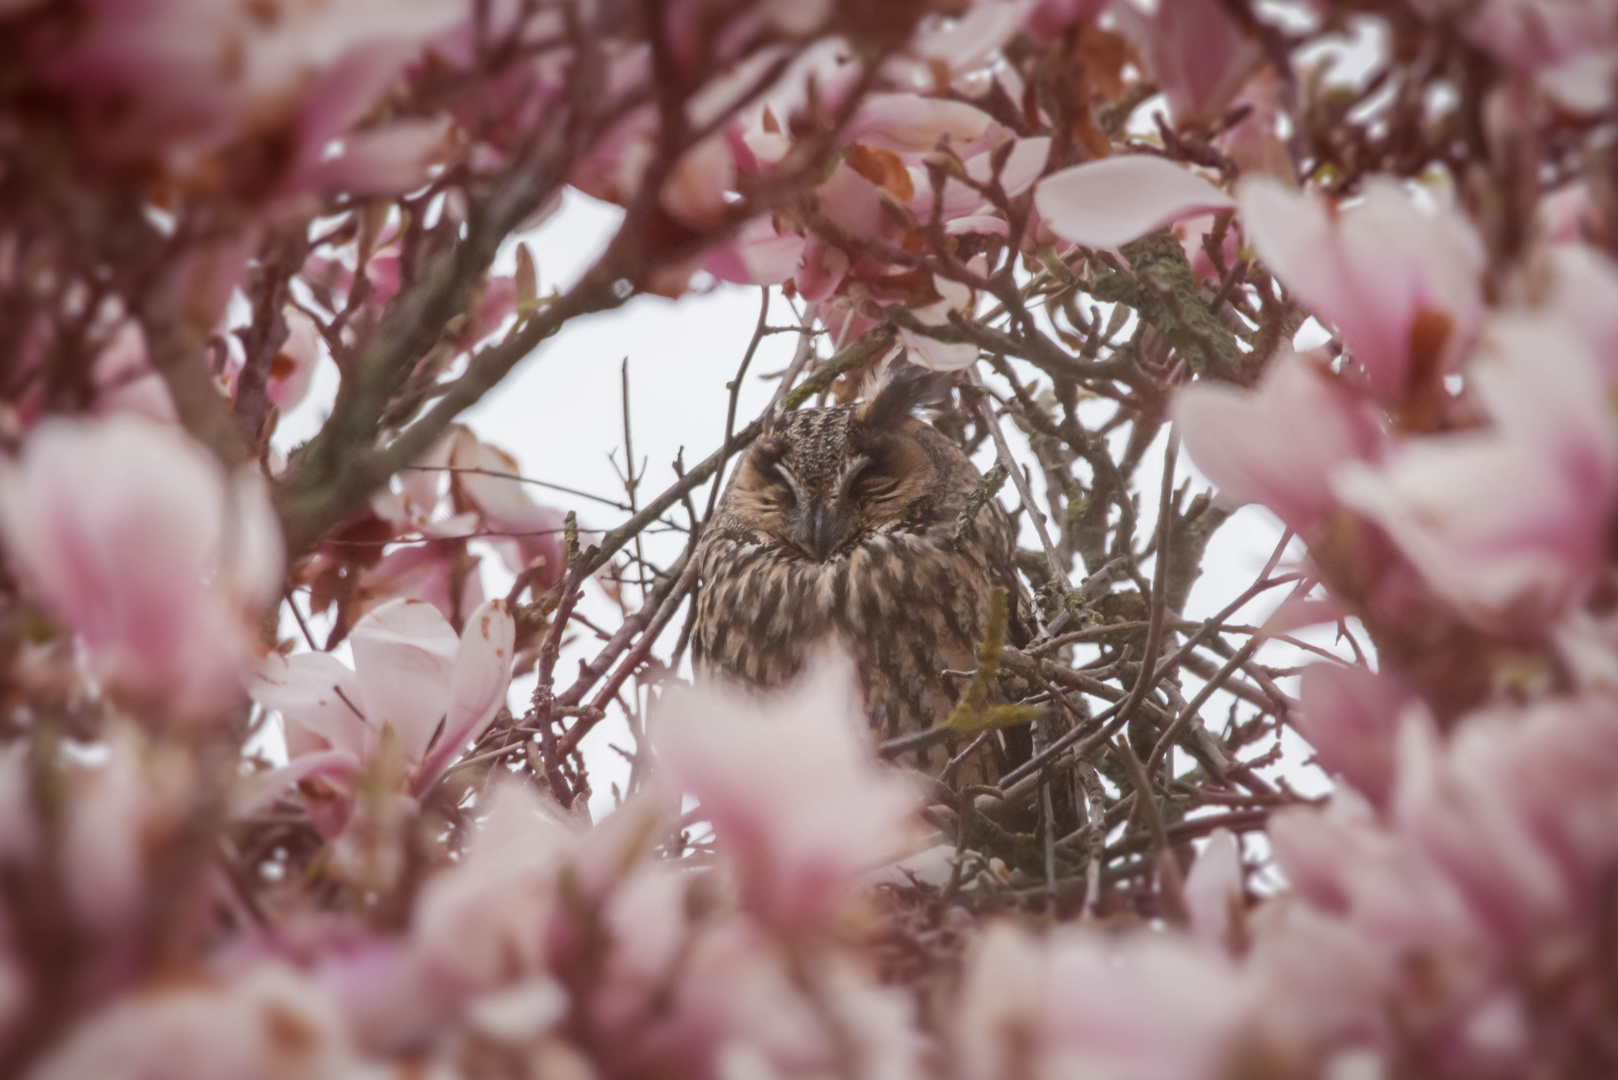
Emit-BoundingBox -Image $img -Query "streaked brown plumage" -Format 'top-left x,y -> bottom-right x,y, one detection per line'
692,371 -> 1024,775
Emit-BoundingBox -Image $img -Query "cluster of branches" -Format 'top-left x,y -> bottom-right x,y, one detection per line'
227,0 -> 1614,926
4,0 -> 1618,1071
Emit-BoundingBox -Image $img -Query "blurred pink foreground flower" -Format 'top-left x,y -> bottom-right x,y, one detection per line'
1335,316 -> 1618,629
0,416 -> 284,719
31,963 -> 358,1080
248,597 -> 515,832
1172,349 -> 1386,534
1240,177 -> 1485,410
654,650 -> 924,931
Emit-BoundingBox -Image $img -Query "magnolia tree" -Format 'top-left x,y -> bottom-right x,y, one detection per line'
2,0 -> 1618,1076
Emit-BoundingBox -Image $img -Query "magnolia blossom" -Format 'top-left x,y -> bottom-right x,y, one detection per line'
1035,156 -> 1236,250
411,780 -> 582,994
220,309 -> 324,414
1115,0 -> 1263,128
1334,316 -> 1618,629
409,773 -> 920,1080
42,0 -> 465,188
1172,349 -> 1385,534
1239,177 -> 1485,409
1455,0 -> 1618,112
30,964 -> 360,1080
247,597 -> 515,834
1294,663 -> 1413,808
653,649 -> 924,931
1264,692 -> 1618,1069
0,417 -> 284,719
955,922 -> 1250,1080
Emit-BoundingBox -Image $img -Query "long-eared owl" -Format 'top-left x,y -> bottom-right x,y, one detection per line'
692,368 -> 1026,775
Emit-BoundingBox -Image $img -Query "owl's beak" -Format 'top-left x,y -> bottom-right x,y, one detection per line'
794,500 -> 848,562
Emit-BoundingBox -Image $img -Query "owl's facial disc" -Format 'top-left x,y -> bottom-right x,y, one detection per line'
731,415 -> 936,561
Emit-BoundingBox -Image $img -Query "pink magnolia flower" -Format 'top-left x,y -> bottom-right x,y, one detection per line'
954,922 -> 1249,1080
1263,689 -> 1618,1069
1172,349 -> 1385,535
290,117 -> 454,199
1035,156 -> 1236,249
220,309 -> 324,414
1456,0 -> 1618,112
1294,662 -> 1414,808
1269,787 -> 1492,1009
1333,316 -> 1618,629
626,923 -> 922,1080
0,416 -> 284,720
1392,713 -> 1573,948
652,649 -> 924,931
704,215 -> 807,286
246,597 -> 515,833
411,780 -> 580,992
1239,177 -> 1486,409
1115,0 -> 1263,129
916,136 -> 1051,235
29,963 -> 360,1080
43,0 -> 464,184
888,1 -> 1034,89
355,540 -> 489,631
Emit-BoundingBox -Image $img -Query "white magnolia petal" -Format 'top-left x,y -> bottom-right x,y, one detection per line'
252,651 -> 370,759
416,599 -> 516,791
348,598 -> 459,764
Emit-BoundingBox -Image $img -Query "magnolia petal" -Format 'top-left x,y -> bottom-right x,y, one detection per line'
846,94 -> 995,153
900,327 -> 979,371
268,309 -> 322,411
1036,156 -> 1235,249
1294,663 -> 1411,808
705,216 -> 807,285
253,651 -> 370,759
1240,176 -> 1484,407
944,214 -> 1011,236
305,117 -> 452,197
653,649 -> 923,931
1173,350 -> 1384,534
348,598 -> 459,764
965,135 -> 1050,197
416,599 -> 516,792
1184,828 -> 1243,950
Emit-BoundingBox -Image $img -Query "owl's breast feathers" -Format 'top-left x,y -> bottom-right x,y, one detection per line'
692,506 -> 1014,749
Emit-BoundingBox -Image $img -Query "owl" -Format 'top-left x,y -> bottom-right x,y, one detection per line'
692,368 -> 1028,776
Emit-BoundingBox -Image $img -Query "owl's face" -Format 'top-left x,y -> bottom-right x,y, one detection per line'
728,397 -> 942,562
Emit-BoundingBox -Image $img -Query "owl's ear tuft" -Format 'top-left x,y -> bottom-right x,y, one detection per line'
857,362 -> 952,430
